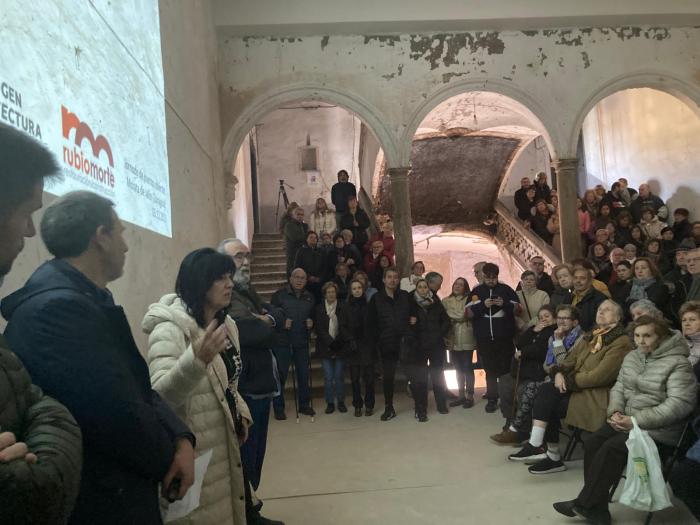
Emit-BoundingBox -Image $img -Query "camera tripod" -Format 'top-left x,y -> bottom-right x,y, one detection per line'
275,179 -> 295,224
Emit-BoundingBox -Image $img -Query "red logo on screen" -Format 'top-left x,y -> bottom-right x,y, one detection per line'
61,105 -> 114,166
61,105 -> 115,189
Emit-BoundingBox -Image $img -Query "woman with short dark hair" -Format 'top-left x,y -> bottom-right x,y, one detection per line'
554,316 -> 696,524
625,257 -> 670,317
143,248 -> 250,525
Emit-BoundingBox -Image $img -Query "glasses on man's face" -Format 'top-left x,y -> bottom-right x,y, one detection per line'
556,316 -> 572,321
233,252 -> 253,262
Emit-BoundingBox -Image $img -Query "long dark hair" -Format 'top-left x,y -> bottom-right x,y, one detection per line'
175,248 -> 236,328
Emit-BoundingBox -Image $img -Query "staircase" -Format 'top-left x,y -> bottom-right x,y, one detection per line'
250,233 -> 287,303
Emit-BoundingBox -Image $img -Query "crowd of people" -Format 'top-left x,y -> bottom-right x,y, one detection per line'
1,123 -> 700,525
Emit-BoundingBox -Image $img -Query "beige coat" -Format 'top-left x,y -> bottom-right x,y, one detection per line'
555,325 -> 632,432
441,295 -> 475,351
142,294 -> 251,525
608,331 -> 697,445
517,289 -> 550,328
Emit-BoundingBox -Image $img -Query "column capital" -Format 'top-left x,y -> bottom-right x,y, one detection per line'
387,166 -> 411,179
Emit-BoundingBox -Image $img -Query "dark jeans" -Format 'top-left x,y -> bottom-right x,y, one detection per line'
577,423 -> 629,509
478,338 -> 514,401
382,358 -> 398,408
273,344 -> 310,411
350,364 -> 375,409
531,381 -> 570,443
240,395 -> 271,491
322,358 -> 345,405
450,350 -> 475,398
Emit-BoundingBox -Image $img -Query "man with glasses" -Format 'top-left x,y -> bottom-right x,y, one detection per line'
219,238 -> 285,525
517,256 -> 555,296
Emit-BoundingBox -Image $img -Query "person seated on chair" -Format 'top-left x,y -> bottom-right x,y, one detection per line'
490,305 -> 556,445
554,315 -> 696,525
508,300 -> 632,475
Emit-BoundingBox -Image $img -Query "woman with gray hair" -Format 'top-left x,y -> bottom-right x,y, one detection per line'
628,298 -> 664,321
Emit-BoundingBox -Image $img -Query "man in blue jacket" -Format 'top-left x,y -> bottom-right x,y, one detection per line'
271,268 -> 316,418
467,263 -> 521,413
1,191 -> 195,525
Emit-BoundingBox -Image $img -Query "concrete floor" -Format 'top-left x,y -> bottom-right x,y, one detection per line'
258,390 -> 697,525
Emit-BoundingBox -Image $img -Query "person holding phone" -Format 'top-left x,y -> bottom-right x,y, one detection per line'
143,248 -> 252,525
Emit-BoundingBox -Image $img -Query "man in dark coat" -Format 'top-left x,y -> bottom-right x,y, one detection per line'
513,177 -> 532,217
270,269 -> 316,418
629,183 -> 668,222
294,231 -> 327,303
367,267 -> 411,421
2,192 -> 195,525
467,263 -> 521,413
0,123 -> 82,525
570,267 -> 608,331
219,238 -> 285,525
283,207 -> 308,275
331,169 -> 356,226
339,197 -> 371,250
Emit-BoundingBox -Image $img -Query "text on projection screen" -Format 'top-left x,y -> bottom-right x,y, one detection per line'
0,1 -> 172,237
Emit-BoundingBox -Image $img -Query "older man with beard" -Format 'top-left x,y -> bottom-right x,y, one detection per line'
219,238 -> 285,525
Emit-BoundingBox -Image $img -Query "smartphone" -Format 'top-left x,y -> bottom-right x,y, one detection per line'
215,309 -> 227,327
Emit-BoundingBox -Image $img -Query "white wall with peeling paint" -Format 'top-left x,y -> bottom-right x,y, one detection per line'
218,26 -> 700,172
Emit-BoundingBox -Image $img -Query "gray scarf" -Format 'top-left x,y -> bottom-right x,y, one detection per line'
414,290 -> 435,308
628,277 -> 656,302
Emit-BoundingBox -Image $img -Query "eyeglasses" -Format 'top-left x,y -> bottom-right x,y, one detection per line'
556,316 -> 572,321
233,253 -> 253,262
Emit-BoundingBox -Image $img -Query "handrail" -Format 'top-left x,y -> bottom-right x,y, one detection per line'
493,200 -> 561,273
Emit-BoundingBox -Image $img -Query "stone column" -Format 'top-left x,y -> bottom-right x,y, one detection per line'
554,158 -> 582,262
388,167 -> 414,277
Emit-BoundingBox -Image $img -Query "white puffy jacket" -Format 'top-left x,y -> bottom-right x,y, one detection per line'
142,294 -> 251,525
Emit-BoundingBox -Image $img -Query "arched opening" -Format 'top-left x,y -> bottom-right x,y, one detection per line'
373,91 -> 559,281
578,87 -> 700,221
226,99 -> 388,245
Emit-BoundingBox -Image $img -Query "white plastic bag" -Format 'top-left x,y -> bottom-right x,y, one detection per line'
619,417 -> 672,512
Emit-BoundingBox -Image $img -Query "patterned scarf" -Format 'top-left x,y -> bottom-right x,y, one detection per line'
326,300 -> 338,339
545,325 -> 582,366
414,290 -> 435,308
628,277 -> 655,302
589,324 -> 617,353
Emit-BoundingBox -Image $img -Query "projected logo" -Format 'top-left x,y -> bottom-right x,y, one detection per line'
61,105 -> 115,189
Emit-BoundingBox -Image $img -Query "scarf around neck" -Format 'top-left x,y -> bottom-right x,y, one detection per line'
628,277 -> 655,302
590,324 -> 617,353
326,300 -> 338,339
414,290 -> 434,308
687,332 -> 700,366
545,325 -> 582,365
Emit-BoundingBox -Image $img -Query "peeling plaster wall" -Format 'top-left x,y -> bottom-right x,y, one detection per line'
255,106 -> 360,232
581,87 -> 700,220
358,124 -> 382,194
1,0 -> 228,351
219,26 -> 700,165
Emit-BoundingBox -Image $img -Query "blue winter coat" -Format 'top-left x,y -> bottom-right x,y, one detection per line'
270,285 -> 315,347
1,260 -> 193,525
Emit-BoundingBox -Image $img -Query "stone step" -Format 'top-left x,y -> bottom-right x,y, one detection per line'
253,253 -> 286,261
254,233 -> 283,241
251,263 -> 286,274
252,238 -> 285,247
253,247 -> 286,256
251,271 -> 286,281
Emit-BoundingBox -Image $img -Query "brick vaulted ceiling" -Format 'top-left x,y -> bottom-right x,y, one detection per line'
376,132 -> 522,225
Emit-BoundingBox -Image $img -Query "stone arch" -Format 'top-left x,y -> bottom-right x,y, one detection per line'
399,78 -> 563,165
221,83 -> 400,173
568,70 -> 700,155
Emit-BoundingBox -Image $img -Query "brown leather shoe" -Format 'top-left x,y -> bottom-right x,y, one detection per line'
489,429 -> 526,446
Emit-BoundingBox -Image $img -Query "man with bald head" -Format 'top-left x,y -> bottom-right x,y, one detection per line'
686,248 -> 700,302
219,239 -> 286,525
630,183 -> 668,223
270,268 -> 316,419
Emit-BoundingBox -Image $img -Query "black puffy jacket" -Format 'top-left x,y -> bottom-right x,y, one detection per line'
511,324 -> 556,381
345,296 -> 375,366
367,288 -> 411,359
409,295 -> 450,364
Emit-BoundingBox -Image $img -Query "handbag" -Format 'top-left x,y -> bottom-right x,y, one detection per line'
619,417 -> 672,512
